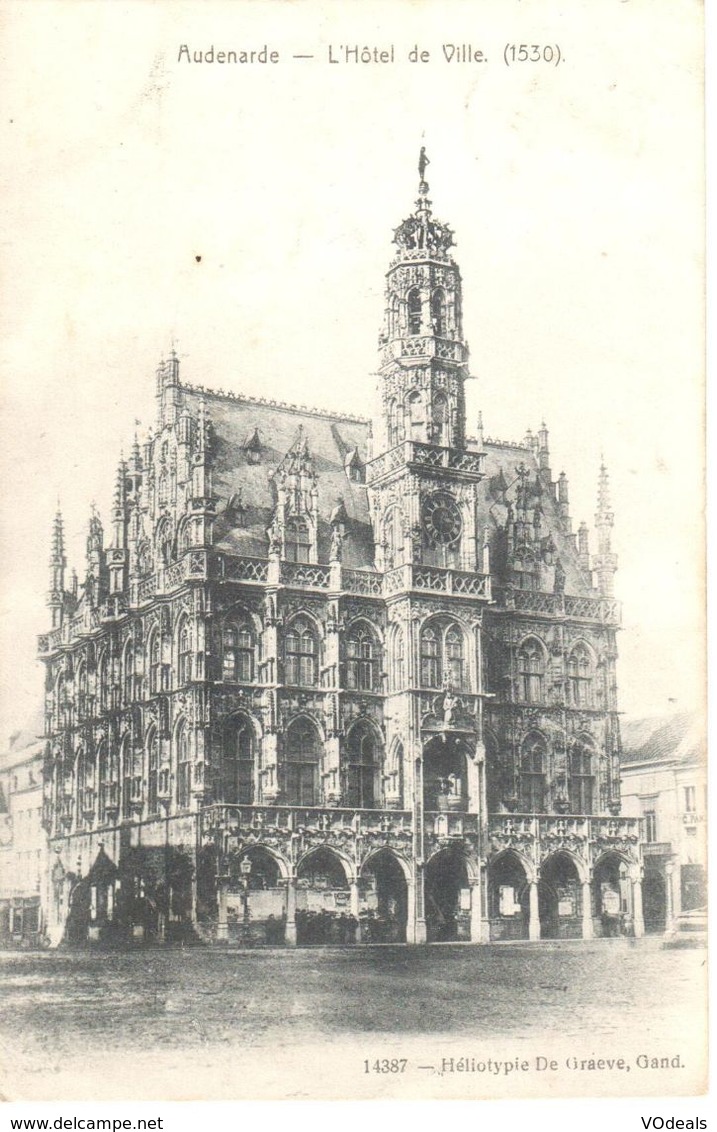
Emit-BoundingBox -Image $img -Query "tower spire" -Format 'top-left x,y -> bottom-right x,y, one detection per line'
592,459 -> 617,596
48,506 -> 66,628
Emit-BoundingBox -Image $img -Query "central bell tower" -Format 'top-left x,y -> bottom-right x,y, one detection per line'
378,153 -> 470,453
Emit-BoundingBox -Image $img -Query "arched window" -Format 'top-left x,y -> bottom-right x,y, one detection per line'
285,516 -> 311,563
391,626 -> 405,692
222,621 -> 255,683
431,288 -> 446,335
390,294 -> 400,337
346,722 -> 379,808
177,618 -> 192,685
346,625 -> 379,692
148,629 -> 161,695
97,651 -> 108,713
569,737 -> 595,814
121,735 -> 134,820
432,391 -> 448,446
567,644 -> 594,708
98,741 -> 118,823
445,626 -> 464,687
285,619 -> 318,686
407,390 -> 425,440
420,626 -> 440,688
407,287 -> 422,335
285,718 -> 321,806
420,622 -> 467,690
387,399 -> 400,447
517,638 -> 546,703
76,663 -> 88,721
177,722 -> 192,809
75,747 -> 95,826
384,508 -> 404,569
122,639 -> 134,705
520,733 -> 546,812
146,729 -> 159,816
221,716 -> 254,805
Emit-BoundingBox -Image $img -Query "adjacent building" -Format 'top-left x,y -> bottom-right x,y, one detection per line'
621,711 -> 706,933
37,161 -> 643,947
0,719 -> 46,947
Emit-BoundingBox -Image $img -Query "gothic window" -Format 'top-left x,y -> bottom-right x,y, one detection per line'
432,391 -> 448,446
76,663 -> 88,721
431,288 -> 446,335
285,516 -> 312,563
346,624 -> 380,692
146,729 -> 159,816
148,629 -> 161,695
569,738 -> 595,814
285,619 -> 318,687
406,390 -> 425,440
387,399 -> 400,447
285,718 -> 321,806
122,639 -> 134,705
75,747 -> 95,826
390,294 -> 400,337
384,507 -> 404,569
520,733 -> 546,812
177,721 -> 192,809
420,626 -> 441,688
346,721 -> 379,808
177,618 -> 192,685
643,809 -> 657,843
158,472 -> 169,507
97,651 -> 108,713
98,741 -> 118,823
391,625 -> 405,692
420,621 -> 467,690
445,626 -> 464,687
407,287 -> 422,335
221,715 -> 254,805
517,638 -> 546,703
120,735 -> 133,820
567,644 -> 594,708
222,621 -> 255,683
177,519 -> 190,555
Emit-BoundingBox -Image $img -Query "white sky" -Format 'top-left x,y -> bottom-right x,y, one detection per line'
0,0 -> 705,742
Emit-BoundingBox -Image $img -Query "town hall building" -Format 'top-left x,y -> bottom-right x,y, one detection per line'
38,159 -> 644,947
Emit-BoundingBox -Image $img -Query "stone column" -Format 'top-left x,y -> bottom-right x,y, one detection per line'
665,860 -> 675,931
631,874 -> 644,938
216,877 -> 228,943
528,880 -> 540,941
350,880 -> 361,943
469,880 -> 483,942
285,876 -> 297,946
581,880 -> 593,940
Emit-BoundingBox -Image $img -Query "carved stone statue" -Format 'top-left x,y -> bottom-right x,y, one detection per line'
419,146 -> 430,182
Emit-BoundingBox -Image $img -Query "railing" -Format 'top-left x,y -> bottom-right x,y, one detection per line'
487,813 -> 642,863
221,556 -> 270,584
385,563 -> 491,600
380,335 -> 468,366
342,568 -> 383,596
496,587 -> 621,625
202,804 -> 413,838
367,439 -> 484,484
425,811 -> 480,839
280,562 -> 331,589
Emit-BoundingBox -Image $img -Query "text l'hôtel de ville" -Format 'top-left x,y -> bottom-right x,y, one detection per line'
176,44 -> 487,65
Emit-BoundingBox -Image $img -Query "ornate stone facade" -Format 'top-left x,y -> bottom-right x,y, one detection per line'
38,160 -> 643,947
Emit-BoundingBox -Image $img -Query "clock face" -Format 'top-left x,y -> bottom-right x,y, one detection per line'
422,493 -> 462,546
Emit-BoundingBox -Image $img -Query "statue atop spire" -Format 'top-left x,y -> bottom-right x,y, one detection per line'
418,145 -> 430,188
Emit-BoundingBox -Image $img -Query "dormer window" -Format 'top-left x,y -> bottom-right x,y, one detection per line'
285,516 -> 311,563
245,428 -> 262,466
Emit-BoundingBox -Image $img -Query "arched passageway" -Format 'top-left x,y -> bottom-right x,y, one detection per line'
295,847 -> 355,945
425,849 -> 471,942
360,851 -> 408,943
592,853 -> 630,937
228,847 -> 286,945
539,853 -> 583,939
488,853 -> 530,941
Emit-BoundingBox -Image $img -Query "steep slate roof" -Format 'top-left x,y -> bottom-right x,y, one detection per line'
477,439 -> 593,597
620,711 -> 705,768
181,386 -> 375,568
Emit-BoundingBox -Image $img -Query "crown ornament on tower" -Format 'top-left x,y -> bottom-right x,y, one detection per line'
393,148 -> 455,256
